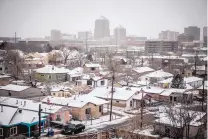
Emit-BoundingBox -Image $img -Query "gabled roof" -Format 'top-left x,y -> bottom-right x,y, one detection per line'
35,65 -> 71,74
0,105 -> 47,126
0,97 -> 63,114
42,95 -> 108,108
89,87 -> 139,101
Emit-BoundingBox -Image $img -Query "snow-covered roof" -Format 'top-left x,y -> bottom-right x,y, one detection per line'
0,74 -> 11,79
42,95 -> 108,108
154,108 -> 206,127
191,65 -> 206,71
160,88 -> 187,96
89,87 -> 139,101
133,67 -> 155,74
142,86 -> 165,94
132,92 -> 148,100
0,97 -> 63,114
35,65 -> 70,74
0,105 -> 47,126
0,106 -> 18,125
159,76 -> 203,84
143,70 -> 173,78
84,63 -> 101,68
0,84 -> 30,92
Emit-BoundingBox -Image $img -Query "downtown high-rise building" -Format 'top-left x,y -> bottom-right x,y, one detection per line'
94,16 -> 110,39
114,25 -> 126,45
158,30 -> 179,41
51,29 -> 61,41
203,26 -> 207,47
184,26 -> 200,40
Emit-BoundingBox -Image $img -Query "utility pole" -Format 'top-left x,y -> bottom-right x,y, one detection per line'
38,104 -> 42,136
140,88 -> 144,129
110,72 -> 115,121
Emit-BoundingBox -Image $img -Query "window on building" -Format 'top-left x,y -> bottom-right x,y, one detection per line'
87,80 -> 92,85
10,126 -> 17,136
41,74 -> 44,77
56,114 -> 61,121
116,100 -> 119,103
91,67 -> 95,71
49,75 -> 51,79
174,97 -> 177,102
165,127 -> 170,135
170,96 -> 172,101
130,101 -> 133,107
85,108 -> 91,114
99,106 -> 102,112
8,93 -> 11,96
101,80 -> 105,86
0,67 -> 2,71
0,128 -> 3,136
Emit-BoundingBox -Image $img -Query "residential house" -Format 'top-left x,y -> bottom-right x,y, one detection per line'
83,64 -> 101,73
0,105 -> 47,138
139,70 -> 173,85
132,92 -> 151,108
76,74 -> 108,88
159,88 -> 195,103
132,67 -> 155,77
50,86 -> 72,97
154,108 -> 206,138
0,97 -> 71,126
89,86 -> 140,110
0,84 -> 43,98
42,95 -> 108,121
33,65 -> 70,82
67,67 -> 83,82
24,52 -> 49,69
0,75 -> 11,86
141,86 -> 165,101
158,76 -> 203,89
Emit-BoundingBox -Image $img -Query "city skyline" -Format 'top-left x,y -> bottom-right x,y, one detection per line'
0,0 -> 207,39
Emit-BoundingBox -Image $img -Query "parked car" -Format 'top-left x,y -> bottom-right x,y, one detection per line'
61,123 -> 85,135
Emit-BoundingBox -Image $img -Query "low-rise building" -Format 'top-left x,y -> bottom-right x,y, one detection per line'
145,40 -> 178,53
33,65 -> 70,82
83,64 -> 101,73
42,95 -> 108,121
0,84 -> 42,98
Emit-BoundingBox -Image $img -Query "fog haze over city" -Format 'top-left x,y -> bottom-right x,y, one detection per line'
0,0 -> 207,38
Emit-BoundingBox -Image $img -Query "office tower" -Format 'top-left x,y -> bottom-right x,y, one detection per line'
94,16 -> 110,39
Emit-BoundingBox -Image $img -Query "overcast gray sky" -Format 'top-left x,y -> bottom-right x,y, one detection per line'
0,0 -> 207,38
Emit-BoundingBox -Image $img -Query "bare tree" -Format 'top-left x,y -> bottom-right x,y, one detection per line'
161,102 -> 204,139
5,50 -> 24,80
48,51 -> 63,65
61,47 -> 72,65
